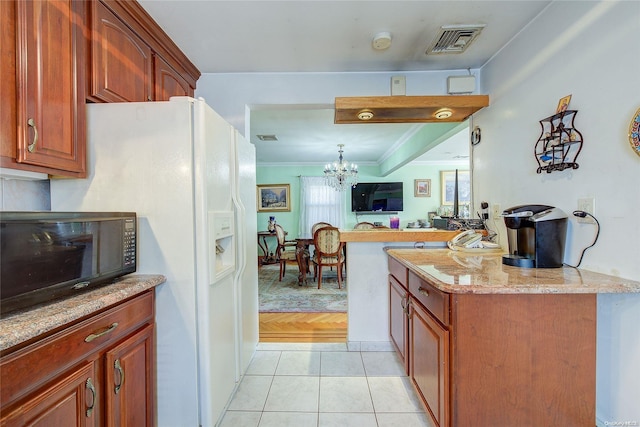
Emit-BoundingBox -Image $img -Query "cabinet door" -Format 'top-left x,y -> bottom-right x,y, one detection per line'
389,275 -> 409,374
410,299 -> 449,427
0,0 -> 17,162
0,361 -> 97,427
90,1 -> 153,102
15,0 -> 86,176
104,324 -> 154,427
154,54 -> 192,101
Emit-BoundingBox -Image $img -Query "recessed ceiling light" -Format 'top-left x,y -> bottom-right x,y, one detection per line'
434,108 -> 453,119
357,110 -> 374,121
257,134 -> 278,141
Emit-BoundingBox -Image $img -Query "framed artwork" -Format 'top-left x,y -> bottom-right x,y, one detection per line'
440,170 -> 470,205
556,94 -> 572,113
257,184 -> 291,212
414,179 -> 431,197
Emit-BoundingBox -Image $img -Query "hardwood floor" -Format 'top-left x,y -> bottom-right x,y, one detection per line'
259,312 -> 347,343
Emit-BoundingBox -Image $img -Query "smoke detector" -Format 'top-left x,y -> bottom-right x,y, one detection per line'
372,32 -> 392,50
426,24 -> 486,54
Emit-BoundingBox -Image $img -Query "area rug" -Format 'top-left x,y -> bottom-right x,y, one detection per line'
258,264 -> 347,313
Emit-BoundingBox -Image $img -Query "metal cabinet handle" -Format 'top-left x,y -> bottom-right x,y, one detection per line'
86,377 -> 96,417
418,287 -> 429,297
401,295 -> 410,317
85,322 -> 118,342
27,118 -> 38,152
114,359 -> 124,394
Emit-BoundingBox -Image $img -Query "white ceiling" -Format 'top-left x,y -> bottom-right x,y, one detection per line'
249,107 -> 470,166
138,1 -> 551,165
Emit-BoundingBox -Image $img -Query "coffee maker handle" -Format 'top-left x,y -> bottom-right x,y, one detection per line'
502,211 -> 533,218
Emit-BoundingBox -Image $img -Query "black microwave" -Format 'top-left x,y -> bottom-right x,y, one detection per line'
0,211 -> 137,317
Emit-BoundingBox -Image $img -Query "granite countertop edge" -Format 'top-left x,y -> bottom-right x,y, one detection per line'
385,248 -> 640,295
0,274 -> 166,352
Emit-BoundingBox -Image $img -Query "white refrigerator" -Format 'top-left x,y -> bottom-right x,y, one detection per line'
50,97 -> 259,427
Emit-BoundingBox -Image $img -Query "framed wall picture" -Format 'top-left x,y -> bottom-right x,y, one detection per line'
440,170 -> 470,205
414,179 -> 431,197
556,94 -> 572,113
257,184 -> 291,212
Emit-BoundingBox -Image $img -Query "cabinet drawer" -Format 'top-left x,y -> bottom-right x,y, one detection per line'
388,257 -> 408,286
1,291 -> 154,407
409,271 -> 449,326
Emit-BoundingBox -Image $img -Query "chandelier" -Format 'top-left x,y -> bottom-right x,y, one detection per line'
324,144 -> 358,191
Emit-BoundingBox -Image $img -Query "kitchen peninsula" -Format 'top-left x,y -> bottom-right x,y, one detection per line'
340,228 -> 459,348
385,248 -> 640,427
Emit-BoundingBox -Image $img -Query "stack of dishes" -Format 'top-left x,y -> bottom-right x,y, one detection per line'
406,220 -> 430,229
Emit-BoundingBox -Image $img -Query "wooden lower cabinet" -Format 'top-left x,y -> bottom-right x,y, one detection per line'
409,298 -> 449,427
1,361 -> 97,427
388,274 -> 409,374
387,256 -> 596,427
104,324 -> 154,427
0,291 -> 155,427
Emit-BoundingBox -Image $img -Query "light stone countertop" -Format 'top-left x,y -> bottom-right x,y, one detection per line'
385,248 -> 640,294
340,228 -> 461,242
0,274 -> 166,352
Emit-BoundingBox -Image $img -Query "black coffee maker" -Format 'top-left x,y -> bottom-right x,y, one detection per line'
502,204 -> 568,268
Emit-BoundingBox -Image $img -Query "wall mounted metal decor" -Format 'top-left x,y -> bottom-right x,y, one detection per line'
534,110 -> 583,173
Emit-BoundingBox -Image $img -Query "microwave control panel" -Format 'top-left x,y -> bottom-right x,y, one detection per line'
124,218 -> 136,267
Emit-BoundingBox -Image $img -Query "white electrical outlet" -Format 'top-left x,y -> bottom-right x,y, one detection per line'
492,204 -> 501,219
577,197 -> 595,223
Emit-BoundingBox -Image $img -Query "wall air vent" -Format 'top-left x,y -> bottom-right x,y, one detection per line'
426,24 -> 486,55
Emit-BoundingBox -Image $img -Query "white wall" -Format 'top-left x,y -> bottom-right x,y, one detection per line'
474,2 -> 640,424
195,69 -> 478,137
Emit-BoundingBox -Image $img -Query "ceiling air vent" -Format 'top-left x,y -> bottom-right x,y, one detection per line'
426,24 -> 486,55
257,134 -> 278,141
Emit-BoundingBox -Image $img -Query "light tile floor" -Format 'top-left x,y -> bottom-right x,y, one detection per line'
218,343 -> 435,427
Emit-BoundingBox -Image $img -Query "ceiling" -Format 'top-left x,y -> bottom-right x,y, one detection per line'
137,1 -> 551,166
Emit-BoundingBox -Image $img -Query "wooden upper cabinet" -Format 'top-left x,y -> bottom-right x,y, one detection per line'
154,54 -> 192,101
12,0 -> 87,177
0,1 -> 17,162
90,1 -> 153,102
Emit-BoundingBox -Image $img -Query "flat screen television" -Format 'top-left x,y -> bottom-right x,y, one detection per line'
351,182 -> 404,212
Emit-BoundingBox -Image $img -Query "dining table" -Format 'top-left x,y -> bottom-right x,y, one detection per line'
257,231 -> 277,265
294,237 -> 314,284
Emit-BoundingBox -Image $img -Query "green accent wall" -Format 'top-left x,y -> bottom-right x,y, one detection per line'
256,162 -> 468,241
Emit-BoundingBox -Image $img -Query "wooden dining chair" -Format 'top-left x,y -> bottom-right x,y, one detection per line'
311,226 -> 345,289
311,221 -> 332,235
310,222 -> 331,270
353,222 -> 375,229
274,224 -> 298,281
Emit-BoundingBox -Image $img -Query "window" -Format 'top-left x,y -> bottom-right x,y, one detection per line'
299,176 -> 345,238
